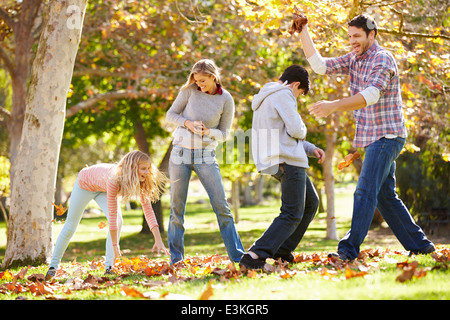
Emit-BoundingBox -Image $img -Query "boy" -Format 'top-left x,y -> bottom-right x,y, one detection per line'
240,65 -> 325,270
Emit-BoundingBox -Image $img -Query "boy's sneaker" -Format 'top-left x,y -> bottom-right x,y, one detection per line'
45,267 -> 56,280
409,244 -> 436,256
239,253 -> 266,270
273,252 -> 294,263
328,252 -> 351,261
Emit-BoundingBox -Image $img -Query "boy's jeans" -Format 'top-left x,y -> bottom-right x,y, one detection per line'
249,164 -> 319,260
338,137 -> 434,260
50,179 -> 122,269
167,146 -> 245,264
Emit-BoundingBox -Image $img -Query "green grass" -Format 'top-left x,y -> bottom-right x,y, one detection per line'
1,183 -> 449,300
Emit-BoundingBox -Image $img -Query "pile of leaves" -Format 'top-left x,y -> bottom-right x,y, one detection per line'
1,246 -> 449,300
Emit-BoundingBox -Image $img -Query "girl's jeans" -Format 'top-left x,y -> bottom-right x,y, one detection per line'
49,179 -> 122,269
249,164 -> 319,260
338,137 -> 434,260
167,146 -> 245,264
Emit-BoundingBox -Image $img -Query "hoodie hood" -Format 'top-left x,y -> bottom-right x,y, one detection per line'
251,81 -> 294,111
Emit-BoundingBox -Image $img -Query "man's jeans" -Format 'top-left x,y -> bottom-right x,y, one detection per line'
249,164 -> 319,260
338,137 -> 434,260
167,146 -> 245,264
50,179 -> 122,269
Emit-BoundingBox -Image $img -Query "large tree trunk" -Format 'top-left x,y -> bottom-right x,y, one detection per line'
2,0 -> 87,268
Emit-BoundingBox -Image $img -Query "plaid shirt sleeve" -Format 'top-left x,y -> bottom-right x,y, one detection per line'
325,52 -> 353,75
365,51 -> 396,94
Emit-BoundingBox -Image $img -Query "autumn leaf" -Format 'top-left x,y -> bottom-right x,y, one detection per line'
338,152 -> 361,170
51,201 -> 68,216
198,281 -> 214,300
98,221 -> 107,229
121,285 -> 146,298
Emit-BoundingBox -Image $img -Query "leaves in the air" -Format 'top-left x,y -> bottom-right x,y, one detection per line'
337,152 -> 361,170
51,202 -> 68,216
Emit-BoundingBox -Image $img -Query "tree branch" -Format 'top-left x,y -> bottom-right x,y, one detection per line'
378,27 -> 450,41
0,106 -> 11,120
0,46 -> 15,80
65,89 -> 159,118
0,7 -> 16,30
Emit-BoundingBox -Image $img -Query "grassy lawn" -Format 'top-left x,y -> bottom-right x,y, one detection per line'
1,181 -> 449,301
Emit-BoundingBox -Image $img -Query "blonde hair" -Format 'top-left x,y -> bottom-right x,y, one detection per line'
181,59 -> 222,90
111,150 -> 167,203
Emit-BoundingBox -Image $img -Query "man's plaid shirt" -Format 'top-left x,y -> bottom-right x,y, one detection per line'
325,41 -> 407,148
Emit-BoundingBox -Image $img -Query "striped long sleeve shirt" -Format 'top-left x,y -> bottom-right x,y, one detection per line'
77,163 -> 158,231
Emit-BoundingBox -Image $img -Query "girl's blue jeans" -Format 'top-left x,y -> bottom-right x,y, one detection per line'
337,137 -> 434,260
49,179 -> 122,269
167,146 -> 245,264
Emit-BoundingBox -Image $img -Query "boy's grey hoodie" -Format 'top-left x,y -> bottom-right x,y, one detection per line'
251,81 -> 316,173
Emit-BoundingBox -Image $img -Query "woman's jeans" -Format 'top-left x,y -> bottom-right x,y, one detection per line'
168,146 -> 245,264
49,179 -> 123,269
337,137 -> 434,260
249,164 -> 319,260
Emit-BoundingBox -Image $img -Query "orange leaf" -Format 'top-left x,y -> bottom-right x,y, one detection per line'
121,285 -> 146,298
337,152 -> 360,170
199,281 -> 214,300
98,221 -> 107,229
51,202 -> 68,216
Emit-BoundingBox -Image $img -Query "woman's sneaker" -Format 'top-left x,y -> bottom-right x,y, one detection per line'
45,267 -> 56,280
239,253 -> 266,270
273,252 -> 294,263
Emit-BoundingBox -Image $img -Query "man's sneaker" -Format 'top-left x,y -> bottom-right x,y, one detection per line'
409,244 -> 436,256
239,253 -> 266,270
273,252 -> 294,263
328,252 -> 351,262
45,267 -> 56,280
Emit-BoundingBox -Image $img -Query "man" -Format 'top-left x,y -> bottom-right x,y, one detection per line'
296,14 -> 435,260
240,65 -> 325,270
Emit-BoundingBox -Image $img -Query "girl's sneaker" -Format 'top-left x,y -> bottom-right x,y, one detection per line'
104,266 -> 114,275
45,267 -> 56,280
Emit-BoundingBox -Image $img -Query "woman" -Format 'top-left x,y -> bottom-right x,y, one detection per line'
166,59 -> 245,265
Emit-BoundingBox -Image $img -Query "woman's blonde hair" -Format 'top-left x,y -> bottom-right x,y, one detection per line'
181,59 -> 222,90
111,150 -> 167,203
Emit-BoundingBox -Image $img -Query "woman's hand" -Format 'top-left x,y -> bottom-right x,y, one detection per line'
184,120 -> 210,136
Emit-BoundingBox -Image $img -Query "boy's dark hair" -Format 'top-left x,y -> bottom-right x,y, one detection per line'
279,65 -> 310,95
348,14 -> 377,37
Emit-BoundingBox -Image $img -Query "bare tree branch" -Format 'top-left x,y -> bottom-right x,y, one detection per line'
65,89 -> 160,118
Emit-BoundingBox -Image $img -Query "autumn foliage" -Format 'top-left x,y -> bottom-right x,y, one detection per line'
1,246 -> 449,300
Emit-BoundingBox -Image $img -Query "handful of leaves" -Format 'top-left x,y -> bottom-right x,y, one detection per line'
289,6 -> 308,34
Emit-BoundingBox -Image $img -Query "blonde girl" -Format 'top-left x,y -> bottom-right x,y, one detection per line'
46,151 -> 169,278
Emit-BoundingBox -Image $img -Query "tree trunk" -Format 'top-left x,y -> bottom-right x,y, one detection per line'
2,0 -> 87,268
231,180 -> 240,223
324,114 -> 339,240
7,0 -> 42,185
140,141 -> 173,234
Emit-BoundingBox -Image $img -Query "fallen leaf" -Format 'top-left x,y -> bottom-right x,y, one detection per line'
198,281 -> 214,300
121,285 -> 146,298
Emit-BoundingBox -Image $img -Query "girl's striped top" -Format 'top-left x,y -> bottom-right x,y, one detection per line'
77,163 -> 158,232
